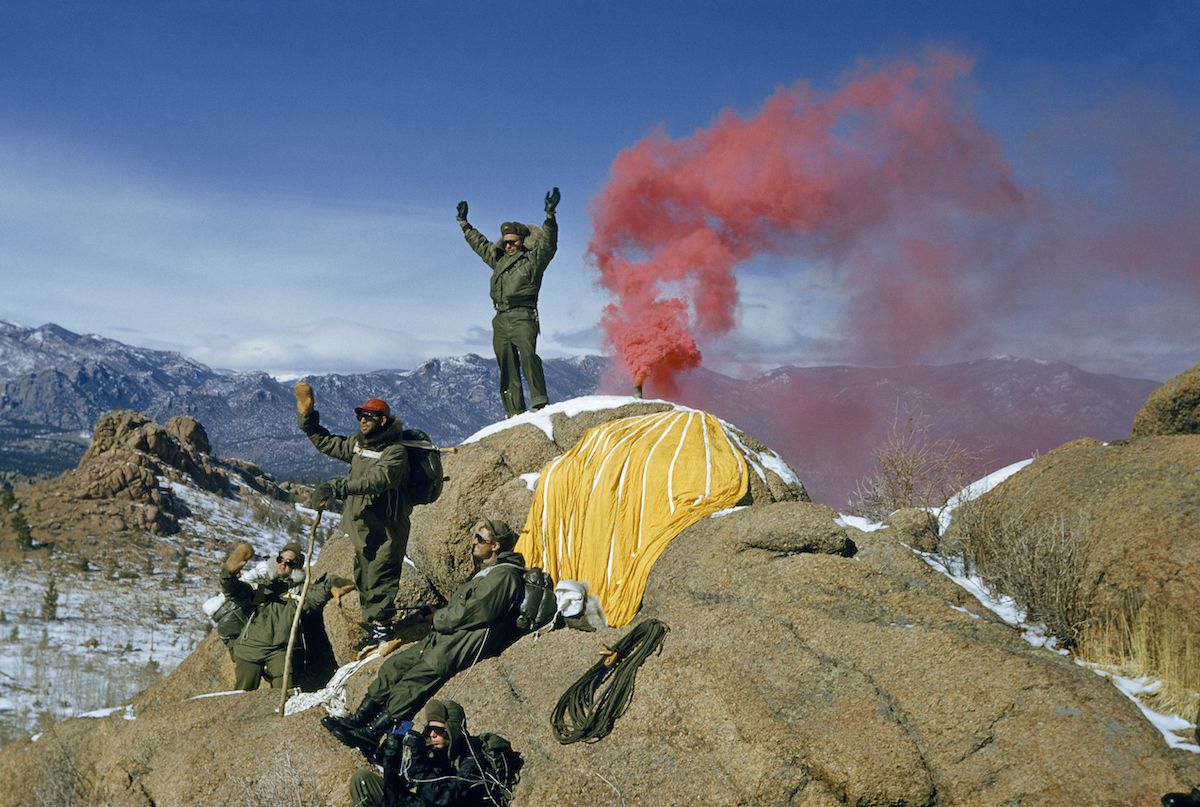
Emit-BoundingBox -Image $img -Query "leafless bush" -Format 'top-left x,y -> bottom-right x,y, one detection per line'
33,732 -> 94,807
234,743 -> 338,807
850,406 -> 994,523
952,495 -> 1093,648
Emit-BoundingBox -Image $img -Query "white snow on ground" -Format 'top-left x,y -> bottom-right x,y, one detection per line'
462,395 -> 636,444
0,477 -> 335,741
463,396 -> 803,492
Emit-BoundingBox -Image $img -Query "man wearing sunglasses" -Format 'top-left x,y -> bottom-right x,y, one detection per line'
349,699 -> 492,807
322,519 -> 526,759
218,541 -> 354,691
456,188 -> 559,418
295,385 -> 413,650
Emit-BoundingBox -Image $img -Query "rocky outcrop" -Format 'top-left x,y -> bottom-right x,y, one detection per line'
401,402 -> 807,603
1133,362 -> 1200,438
0,410 -> 292,565
0,404 -> 1196,806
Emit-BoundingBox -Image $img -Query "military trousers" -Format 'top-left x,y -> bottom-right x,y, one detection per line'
348,504 -> 409,625
492,308 -> 547,417
233,649 -> 289,691
366,640 -> 447,721
348,769 -> 384,807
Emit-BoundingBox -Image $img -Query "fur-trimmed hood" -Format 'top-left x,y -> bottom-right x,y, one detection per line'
490,222 -> 543,257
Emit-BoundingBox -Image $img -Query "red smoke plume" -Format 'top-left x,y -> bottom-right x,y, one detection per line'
587,50 -> 1026,388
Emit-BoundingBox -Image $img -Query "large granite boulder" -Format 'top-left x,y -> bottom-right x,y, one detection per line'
1133,362 -> 1200,438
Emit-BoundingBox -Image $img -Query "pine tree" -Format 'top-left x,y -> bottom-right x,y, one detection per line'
41,577 -> 58,621
11,512 -> 32,550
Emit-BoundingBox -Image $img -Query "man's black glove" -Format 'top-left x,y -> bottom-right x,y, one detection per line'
456,200 -> 468,221
312,479 -> 344,508
402,729 -> 425,751
544,187 -> 560,215
376,731 -> 403,773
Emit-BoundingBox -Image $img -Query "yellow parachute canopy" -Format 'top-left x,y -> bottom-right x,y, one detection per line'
517,409 -> 749,627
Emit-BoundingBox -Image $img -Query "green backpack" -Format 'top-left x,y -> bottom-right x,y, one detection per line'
399,428 -> 446,505
472,731 -> 524,806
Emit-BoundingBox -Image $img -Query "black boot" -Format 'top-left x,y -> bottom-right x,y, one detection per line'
326,708 -> 395,757
321,696 -> 381,734
1162,787 -> 1200,806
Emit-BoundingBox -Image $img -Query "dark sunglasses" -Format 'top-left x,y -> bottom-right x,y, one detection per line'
357,412 -> 382,422
276,555 -> 300,568
472,533 -> 493,544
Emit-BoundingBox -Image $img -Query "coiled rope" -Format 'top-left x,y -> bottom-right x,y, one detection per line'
551,619 -> 669,744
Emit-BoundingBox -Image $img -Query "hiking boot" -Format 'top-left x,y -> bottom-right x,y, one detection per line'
325,708 -> 395,757
320,697 -> 380,735
1162,788 -> 1200,807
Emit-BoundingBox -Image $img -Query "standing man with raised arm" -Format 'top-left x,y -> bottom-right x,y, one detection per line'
295,382 -> 411,650
456,188 -> 559,418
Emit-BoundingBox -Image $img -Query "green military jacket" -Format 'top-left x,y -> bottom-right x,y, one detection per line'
463,217 -> 558,312
298,411 -> 411,552
220,565 -> 352,665
419,551 -> 526,677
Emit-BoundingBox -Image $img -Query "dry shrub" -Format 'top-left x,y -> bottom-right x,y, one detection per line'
234,743 -> 338,807
950,494 -> 1093,649
1077,594 -> 1200,721
33,732 -> 95,807
851,406 -> 994,523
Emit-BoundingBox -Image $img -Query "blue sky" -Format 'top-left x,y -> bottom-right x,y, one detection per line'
1,0 -> 1197,382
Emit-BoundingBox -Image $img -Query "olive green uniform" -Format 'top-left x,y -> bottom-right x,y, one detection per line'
366,551 -> 525,720
220,565 -> 352,690
298,411 -> 411,624
462,216 -> 558,416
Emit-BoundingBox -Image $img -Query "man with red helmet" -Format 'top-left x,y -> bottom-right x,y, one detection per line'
294,383 -> 411,648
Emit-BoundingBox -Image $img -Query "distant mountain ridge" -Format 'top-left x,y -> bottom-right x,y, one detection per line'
0,321 -> 605,480
0,321 -> 1163,505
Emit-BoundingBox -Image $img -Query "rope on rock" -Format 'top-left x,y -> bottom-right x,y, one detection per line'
551,619 -> 669,744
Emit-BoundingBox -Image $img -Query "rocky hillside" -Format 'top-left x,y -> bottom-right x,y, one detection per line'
1,395 -> 1198,806
0,407 -> 334,745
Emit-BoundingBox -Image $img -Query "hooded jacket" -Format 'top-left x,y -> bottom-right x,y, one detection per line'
418,550 -> 526,678
297,410 -> 412,551
462,217 -> 558,312
219,564 -> 352,665
388,699 -> 488,807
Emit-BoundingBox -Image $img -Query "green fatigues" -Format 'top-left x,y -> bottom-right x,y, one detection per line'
299,411 -> 411,624
367,552 -> 525,720
462,217 -> 558,416
219,565 -> 351,691
348,769 -> 384,807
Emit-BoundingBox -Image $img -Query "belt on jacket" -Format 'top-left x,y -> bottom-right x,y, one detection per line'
494,302 -> 536,313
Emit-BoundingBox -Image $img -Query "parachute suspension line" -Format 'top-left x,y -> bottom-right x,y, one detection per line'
550,619 -> 670,745
444,626 -> 490,701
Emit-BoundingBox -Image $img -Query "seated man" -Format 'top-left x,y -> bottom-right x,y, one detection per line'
349,699 -> 486,807
220,541 -> 354,691
322,520 -> 525,756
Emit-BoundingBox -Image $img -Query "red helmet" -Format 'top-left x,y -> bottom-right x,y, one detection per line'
354,398 -> 391,418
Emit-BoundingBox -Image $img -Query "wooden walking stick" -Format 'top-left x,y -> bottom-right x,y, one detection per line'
278,503 -> 324,716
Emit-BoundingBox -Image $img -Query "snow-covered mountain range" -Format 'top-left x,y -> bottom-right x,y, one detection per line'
0,320 -> 1163,505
